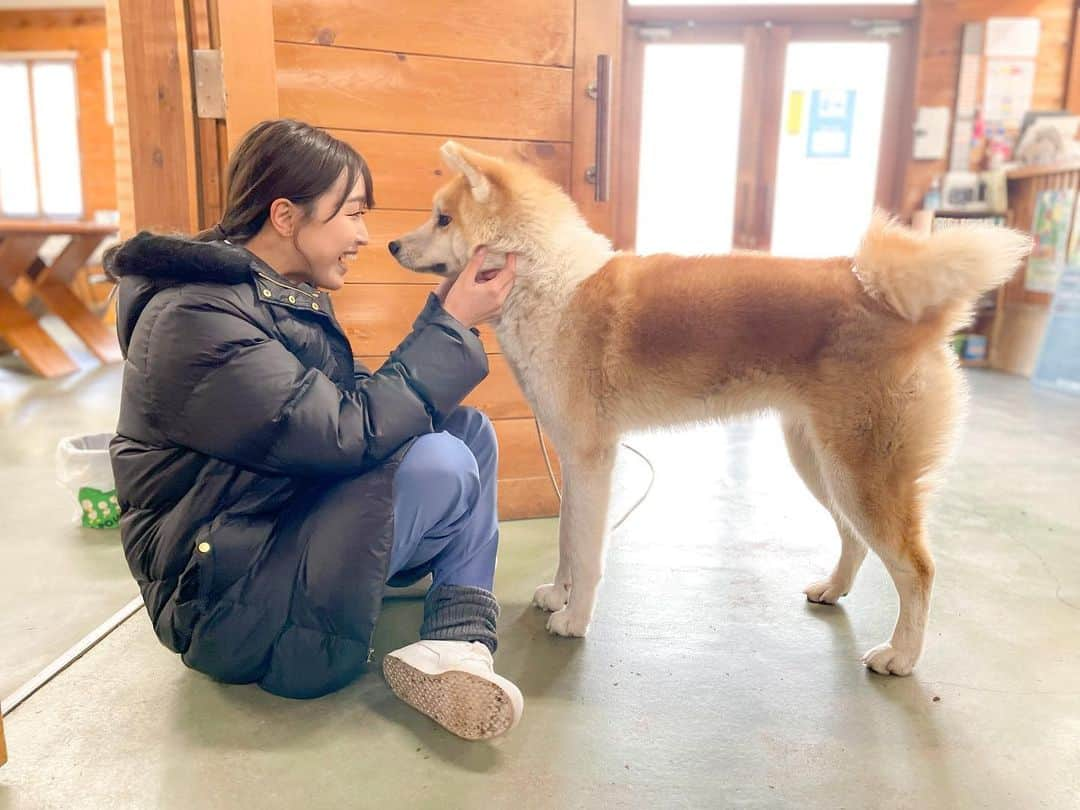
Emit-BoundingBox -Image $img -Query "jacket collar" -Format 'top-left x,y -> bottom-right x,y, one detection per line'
236,244 -> 350,344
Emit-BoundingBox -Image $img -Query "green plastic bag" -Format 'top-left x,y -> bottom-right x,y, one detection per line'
78,487 -> 121,529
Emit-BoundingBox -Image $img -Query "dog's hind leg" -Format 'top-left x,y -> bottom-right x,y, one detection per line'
541,444 -> 616,638
839,483 -> 934,676
813,420 -> 938,676
783,419 -> 868,605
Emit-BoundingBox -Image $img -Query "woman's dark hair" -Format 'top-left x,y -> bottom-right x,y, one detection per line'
198,119 -> 374,242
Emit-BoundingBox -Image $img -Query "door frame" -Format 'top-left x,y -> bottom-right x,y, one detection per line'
616,10 -> 918,252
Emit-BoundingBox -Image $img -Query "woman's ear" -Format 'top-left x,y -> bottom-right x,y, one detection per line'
268,198 -> 298,238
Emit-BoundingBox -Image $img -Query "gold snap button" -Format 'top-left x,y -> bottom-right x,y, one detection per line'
197,542 -> 211,553
288,295 -> 297,304
311,302 -> 320,311
262,289 -> 271,297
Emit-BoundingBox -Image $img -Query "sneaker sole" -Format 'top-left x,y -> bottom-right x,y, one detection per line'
383,654 -> 516,741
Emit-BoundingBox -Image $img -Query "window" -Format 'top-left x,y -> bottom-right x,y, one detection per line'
0,55 -> 83,218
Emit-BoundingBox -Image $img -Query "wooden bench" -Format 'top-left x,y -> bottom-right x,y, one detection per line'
0,219 -> 120,377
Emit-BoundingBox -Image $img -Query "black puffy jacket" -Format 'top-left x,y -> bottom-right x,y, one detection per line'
107,233 -> 488,698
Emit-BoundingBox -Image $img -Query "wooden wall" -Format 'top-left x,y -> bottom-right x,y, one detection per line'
0,9 -> 115,218
104,0 -> 132,238
269,0 -> 577,518
901,0 -> 1076,217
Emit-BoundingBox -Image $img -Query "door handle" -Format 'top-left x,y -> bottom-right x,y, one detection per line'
586,54 -> 613,202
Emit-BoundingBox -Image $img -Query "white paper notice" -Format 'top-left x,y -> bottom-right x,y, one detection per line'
984,58 -> 1036,129
914,107 -> 950,160
985,17 -> 1041,59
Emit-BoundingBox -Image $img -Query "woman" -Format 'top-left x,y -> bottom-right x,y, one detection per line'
106,119 -> 521,740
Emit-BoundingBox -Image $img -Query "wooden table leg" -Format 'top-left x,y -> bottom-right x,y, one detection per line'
0,234 -> 47,289
0,288 -> 78,377
1,709 -> 8,767
34,282 -> 122,364
30,234 -> 122,364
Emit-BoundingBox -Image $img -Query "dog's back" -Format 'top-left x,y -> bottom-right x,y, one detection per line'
556,217 -> 1031,426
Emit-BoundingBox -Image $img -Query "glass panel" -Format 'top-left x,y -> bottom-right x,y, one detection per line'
770,41 -> 890,257
32,60 -> 83,218
0,61 -> 40,216
636,44 -> 744,255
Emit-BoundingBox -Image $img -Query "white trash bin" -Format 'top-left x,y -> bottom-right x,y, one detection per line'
56,433 -> 120,529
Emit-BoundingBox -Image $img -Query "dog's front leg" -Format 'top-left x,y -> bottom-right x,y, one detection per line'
544,451 -> 615,638
532,473 -> 575,611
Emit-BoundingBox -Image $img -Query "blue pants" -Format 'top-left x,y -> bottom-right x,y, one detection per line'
387,407 -> 499,592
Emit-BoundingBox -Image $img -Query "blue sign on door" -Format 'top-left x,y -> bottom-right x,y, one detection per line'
807,89 -> 855,159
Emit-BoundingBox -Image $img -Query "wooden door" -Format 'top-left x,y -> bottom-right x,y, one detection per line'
207,0 -> 622,519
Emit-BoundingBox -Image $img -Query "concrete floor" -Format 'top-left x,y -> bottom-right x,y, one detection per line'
1,337 -> 1078,808
0,321 -> 133,700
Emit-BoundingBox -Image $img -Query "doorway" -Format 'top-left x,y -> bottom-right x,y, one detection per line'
619,10 -> 915,257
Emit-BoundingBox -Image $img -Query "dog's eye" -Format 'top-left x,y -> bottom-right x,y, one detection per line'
437,214 -> 452,228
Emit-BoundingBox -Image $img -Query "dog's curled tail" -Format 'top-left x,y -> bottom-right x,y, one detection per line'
854,212 -> 1033,333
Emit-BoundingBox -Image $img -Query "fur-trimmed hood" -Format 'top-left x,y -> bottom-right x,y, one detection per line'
106,232 -> 263,356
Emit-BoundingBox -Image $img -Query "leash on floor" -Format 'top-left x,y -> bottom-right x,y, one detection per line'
534,419 -> 656,531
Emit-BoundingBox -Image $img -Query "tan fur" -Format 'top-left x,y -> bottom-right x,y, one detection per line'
390,142 -> 1032,676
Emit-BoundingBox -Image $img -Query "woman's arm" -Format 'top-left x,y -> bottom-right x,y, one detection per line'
146,294 -> 487,477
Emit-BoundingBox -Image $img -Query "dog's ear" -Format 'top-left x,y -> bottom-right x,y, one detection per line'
441,141 -> 492,204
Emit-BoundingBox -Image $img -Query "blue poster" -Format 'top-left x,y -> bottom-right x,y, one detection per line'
1033,200 -> 1080,395
807,89 -> 855,159
1033,262 -> 1080,396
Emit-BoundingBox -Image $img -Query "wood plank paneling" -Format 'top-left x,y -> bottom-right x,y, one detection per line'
276,42 -> 574,141
332,283 -> 497,356
343,208 -> 547,285
464,358 -> 530,420
901,0 -> 1075,217
331,130 -> 572,211
219,0 -> 279,155
272,0 -> 574,67
493,418 -> 561,520
500,477 -> 560,520
256,0 -> 583,520
344,210 -> 434,284
358,354 -> 531,420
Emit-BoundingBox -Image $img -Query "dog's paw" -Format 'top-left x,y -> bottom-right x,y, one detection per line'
546,608 -> 589,638
533,582 -> 570,613
862,642 -> 917,676
804,578 -> 849,605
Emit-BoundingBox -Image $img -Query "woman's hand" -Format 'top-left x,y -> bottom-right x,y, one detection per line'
437,248 -> 517,328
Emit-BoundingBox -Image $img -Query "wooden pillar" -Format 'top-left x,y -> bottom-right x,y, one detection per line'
113,0 -> 199,233
1066,1 -> 1080,113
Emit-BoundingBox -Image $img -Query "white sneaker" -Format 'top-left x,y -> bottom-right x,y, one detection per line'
383,640 -> 524,740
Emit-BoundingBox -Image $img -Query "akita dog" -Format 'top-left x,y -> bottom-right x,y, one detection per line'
389,141 -> 1031,676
